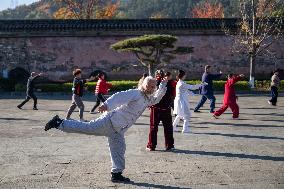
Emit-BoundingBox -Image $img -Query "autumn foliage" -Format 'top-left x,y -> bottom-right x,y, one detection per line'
53,0 -> 119,19
96,2 -> 119,19
192,1 -> 224,18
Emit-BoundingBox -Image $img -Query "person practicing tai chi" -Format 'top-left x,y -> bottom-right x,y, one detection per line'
45,76 -> 168,182
66,69 -> 95,121
146,71 -> 175,151
268,69 -> 280,106
213,73 -> 245,119
173,70 -> 206,133
194,65 -> 222,113
17,72 -> 43,110
90,73 -> 112,114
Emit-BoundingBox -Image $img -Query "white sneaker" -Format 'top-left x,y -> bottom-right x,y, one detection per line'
145,147 -> 155,151
267,100 -> 272,105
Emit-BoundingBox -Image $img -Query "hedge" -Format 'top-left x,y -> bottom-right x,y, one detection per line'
1,79 -> 283,92
0,78 -> 16,91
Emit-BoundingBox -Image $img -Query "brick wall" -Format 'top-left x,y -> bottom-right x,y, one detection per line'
0,30 -> 283,81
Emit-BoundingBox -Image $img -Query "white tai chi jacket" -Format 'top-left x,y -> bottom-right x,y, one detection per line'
173,80 -> 202,120
103,81 -> 167,132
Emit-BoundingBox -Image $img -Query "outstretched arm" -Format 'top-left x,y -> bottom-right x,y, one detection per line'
231,74 -> 244,85
186,83 -> 202,90
148,80 -> 168,105
210,71 -> 222,80
31,73 -> 43,81
85,76 -> 96,82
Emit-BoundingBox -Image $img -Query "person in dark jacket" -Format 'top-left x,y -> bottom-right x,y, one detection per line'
146,70 -> 175,151
194,65 -> 222,113
268,69 -> 280,106
66,69 -> 94,121
17,72 -> 43,110
90,73 -> 112,113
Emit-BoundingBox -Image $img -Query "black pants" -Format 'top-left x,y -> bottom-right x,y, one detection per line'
269,86 -> 278,105
18,92 -> 37,108
91,93 -> 106,112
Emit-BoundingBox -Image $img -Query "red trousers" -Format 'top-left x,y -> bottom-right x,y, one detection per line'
147,107 -> 174,150
214,101 -> 239,118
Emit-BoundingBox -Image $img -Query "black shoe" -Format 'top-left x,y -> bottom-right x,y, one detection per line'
33,107 -> 38,110
45,115 -> 62,131
17,105 -> 22,109
111,172 -> 130,183
194,110 -> 200,113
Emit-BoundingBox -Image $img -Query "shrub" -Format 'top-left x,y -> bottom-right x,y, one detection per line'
37,83 -> 71,92
1,79 -> 282,92
186,80 -> 250,91
0,78 -> 16,91
15,83 -> 26,92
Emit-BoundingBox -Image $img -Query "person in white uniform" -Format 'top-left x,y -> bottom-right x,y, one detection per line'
44,76 -> 167,182
173,70 -> 206,133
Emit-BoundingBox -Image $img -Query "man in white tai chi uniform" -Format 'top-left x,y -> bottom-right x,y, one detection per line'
45,76 -> 167,182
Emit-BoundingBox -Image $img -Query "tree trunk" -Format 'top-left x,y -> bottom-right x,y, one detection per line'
148,63 -> 155,77
249,0 -> 256,89
249,51 -> 256,88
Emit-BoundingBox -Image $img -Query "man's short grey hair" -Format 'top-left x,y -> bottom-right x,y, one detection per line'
138,76 -> 156,91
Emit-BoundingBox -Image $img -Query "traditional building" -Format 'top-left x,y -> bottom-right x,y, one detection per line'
0,18 -> 283,81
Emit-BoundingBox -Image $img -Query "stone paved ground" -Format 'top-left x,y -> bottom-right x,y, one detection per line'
0,94 -> 283,189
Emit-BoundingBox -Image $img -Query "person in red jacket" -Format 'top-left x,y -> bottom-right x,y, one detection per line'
90,73 -> 112,113
213,73 -> 244,119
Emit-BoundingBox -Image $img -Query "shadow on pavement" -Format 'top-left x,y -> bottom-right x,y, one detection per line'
125,181 -> 191,189
245,113 -> 284,117
192,132 -> 284,140
260,119 -> 284,122
197,121 -> 284,128
0,117 -> 34,121
244,107 -> 275,110
172,149 -> 284,161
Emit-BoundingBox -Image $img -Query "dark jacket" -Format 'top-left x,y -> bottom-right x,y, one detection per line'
200,72 -> 222,95
152,79 -> 175,109
72,78 -> 86,97
26,75 -> 40,94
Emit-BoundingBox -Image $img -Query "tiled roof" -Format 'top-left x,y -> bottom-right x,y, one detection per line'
0,18 -> 282,34
0,18 -> 239,32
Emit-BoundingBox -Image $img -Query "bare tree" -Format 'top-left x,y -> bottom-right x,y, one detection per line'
224,0 -> 283,88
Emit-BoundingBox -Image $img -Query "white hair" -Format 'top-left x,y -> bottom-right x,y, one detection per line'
138,76 -> 156,91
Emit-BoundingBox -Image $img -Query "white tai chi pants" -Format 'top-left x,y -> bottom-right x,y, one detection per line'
173,115 -> 190,132
58,116 -> 126,173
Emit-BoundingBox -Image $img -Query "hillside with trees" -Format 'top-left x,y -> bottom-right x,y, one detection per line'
0,0 -> 283,19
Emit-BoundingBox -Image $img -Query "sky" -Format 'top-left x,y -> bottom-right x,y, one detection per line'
0,0 -> 40,11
